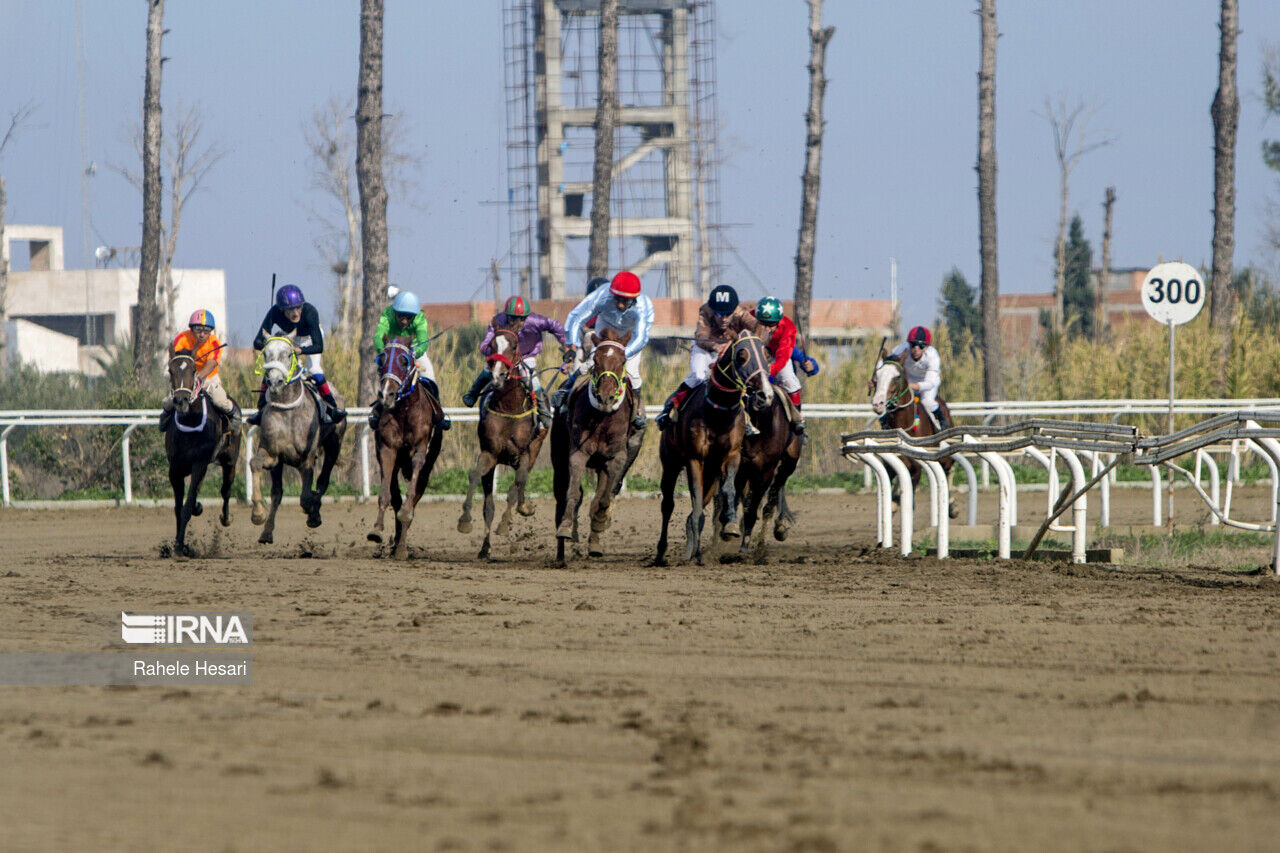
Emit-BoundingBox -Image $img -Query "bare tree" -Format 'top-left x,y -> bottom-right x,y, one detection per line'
586,0 -> 619,281
1097,186 -> 1115,341
0,101 -> 38,374
793,0 -> 834,344
356,0 -> 389,406
304,97 -> 419,341
977,0 -> 1001,402
135,0 -> 165,382
1043,95 -> 1111,337
113,105 -> 224,343
1210,0 -> 1239,334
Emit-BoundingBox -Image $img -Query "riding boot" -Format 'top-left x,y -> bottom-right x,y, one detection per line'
743,415 -> 760,438
462,370 -> 492,408
246,384 -> 268,426
630,388 -> 648,432
655,383 -> 691,430
223,402 -> 243,432
421,377 -> 451,430
551,373 -> 576,411
790,392 -> 806,435
318,389 -> 346,424
536,391 -> 552,431
932,407 -> 953,432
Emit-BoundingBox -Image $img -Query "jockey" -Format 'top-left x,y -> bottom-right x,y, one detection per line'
370,290 -> 451,430
889,325 -> 952,430
159,309 -> 240,431
462,295 -> 568,431
248,284 -> 345,425
751,296 -> 806,435
655,283 -> 757,430
558,270 -> 654,432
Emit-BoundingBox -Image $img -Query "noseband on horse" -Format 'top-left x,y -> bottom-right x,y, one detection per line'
378,340 -> 419,402
588,338 -> 628,410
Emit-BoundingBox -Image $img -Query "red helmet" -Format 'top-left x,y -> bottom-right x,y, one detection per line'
609,271 -> 642,298
907,325 -> 932,346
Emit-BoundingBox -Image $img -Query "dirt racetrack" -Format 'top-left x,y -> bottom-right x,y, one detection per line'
3,488 -> 1280,851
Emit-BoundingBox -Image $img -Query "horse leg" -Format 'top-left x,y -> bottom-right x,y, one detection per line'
684,461 -> 706,565
457,449 -> 491,534
588,452 -> 623,557
740,477 -> 765,556
942,457 -> 958,519
182,459 -> 211,555
249,447 -> 272,525
170,465 -> 187,557
555,450 -> 588,568
369,442 -> 398,543
259,464 -> 284,545
219,460 -> 234,526
300,464 -> 322,528
653,458 -> 681,567
498,461 -> 519,537
479,466 -> 497,560
393,449 -> 429,559
719,454 -> 742,541
515,450 -> 537,517
389,463 -> 404,550
772,451 -> 800,541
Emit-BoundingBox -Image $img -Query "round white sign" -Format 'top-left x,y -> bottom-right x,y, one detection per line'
1140,262 -> 1206,325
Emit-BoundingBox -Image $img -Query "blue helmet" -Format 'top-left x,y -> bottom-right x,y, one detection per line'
392,291 -> 421,315
276,284 -> 305,310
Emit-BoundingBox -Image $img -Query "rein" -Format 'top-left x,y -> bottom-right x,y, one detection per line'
378,341 -> 420,402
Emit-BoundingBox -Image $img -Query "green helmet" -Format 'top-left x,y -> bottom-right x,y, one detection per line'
756,296 -> 784,324
504,295 -> 530,318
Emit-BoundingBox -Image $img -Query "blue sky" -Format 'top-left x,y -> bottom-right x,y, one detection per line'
3,1 -> 1280,341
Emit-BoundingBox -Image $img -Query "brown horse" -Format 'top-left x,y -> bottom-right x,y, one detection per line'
868,348 -> 957,516
551,326 -> 643,568
732,378 -> 803,557
457,327 -> 548,559
367,338 -> 444,558
654,333 -> 772,565
165,351 -> 241,556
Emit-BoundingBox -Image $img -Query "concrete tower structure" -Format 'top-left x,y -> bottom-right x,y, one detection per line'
504,0 -> 721,301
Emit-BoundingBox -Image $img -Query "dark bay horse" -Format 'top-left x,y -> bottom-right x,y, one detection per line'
868,348 -> 957,517
251,336 -> 347,543
457,327 -> 547,559
551,326 -> 642,568
367,338 -> 444,559
733,378 -> 803,557
654,333 -> 772,565
165,351 -> 241,557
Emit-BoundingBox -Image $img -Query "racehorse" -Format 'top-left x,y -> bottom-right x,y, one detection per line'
868,347 -> 957,516
164,350 -> 241,556
732,372 -> 803,557
250,335 -> 347,543
457,327 -> 545,559
653,333 -> 772,566
366,337 -> 444,559
551,326 -> 644,568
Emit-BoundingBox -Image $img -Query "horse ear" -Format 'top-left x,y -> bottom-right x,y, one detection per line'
619,331 -> 632,346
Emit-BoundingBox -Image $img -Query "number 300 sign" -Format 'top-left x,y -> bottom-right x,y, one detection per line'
1141,262 -> 1206,326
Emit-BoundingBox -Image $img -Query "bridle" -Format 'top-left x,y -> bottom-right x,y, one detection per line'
588,339 -> 628,410
378,340 -> 419,402
872,358 -> 914,414
707,334 -> 769,412
257,336 -> 307,410
168,354 -> 202,402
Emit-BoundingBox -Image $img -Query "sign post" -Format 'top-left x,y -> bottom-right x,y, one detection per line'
1140,262 -> 1206,527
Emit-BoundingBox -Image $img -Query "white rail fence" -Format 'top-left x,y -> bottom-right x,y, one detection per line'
840,413 -> 1280,574
2,399 -> 1280,511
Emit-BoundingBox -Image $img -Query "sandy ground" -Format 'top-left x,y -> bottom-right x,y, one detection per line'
2,488 -> 1280,852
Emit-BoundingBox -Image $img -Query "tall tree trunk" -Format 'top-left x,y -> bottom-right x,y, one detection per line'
1052,166 -> 1068,337
794,0 -> 834,344
977,0 -> 1002,402
356,0 -> 389,406
343,203 -> 362,336
134,0 -> 165,381
0,174 -> 8,374
587,0 -> 618,281
1210,0 -> 1239,393
1097,186 -> 1115,341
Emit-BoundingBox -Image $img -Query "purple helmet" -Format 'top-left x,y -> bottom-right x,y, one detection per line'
276,284 -> 305,310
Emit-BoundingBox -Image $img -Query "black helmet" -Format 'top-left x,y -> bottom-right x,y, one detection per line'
708,284 -> 739,317
586,276 -> 610,295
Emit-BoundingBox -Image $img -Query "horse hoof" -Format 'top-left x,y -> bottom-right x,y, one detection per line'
258,532 -> 273,545
393,547 -> 408,560
650,557 -> 668,568
250,510 -> 265,526
554,558 -> 567,569
774,526 -> 790,542
220,513 -> 231,527
496,519 -> 510,536
517,504 -> 536,517
367,532 -> 383,543
720,521 -> 741,541
192,502 -> 204,517
588,546 -> 604,558
478,545 -> 491,560
948,502 -> 959,519
307,514 -> 322,529
457,519 -> 472,534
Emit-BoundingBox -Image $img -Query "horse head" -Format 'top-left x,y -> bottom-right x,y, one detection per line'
377,337 -> 417,409
730,333 -> 774,412
485,327 -> 521,387
588,326 -> 631,411
870,351 -> 908,416
260,336 -> 300,396
168,349 -> 201,415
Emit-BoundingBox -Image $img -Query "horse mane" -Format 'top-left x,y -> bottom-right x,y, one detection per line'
174,347 -> 195,358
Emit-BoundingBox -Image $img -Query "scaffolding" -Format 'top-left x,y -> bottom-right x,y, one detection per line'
503,0 -> 723,301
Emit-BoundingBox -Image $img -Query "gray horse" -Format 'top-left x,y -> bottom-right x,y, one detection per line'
250,336 -> 347,543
